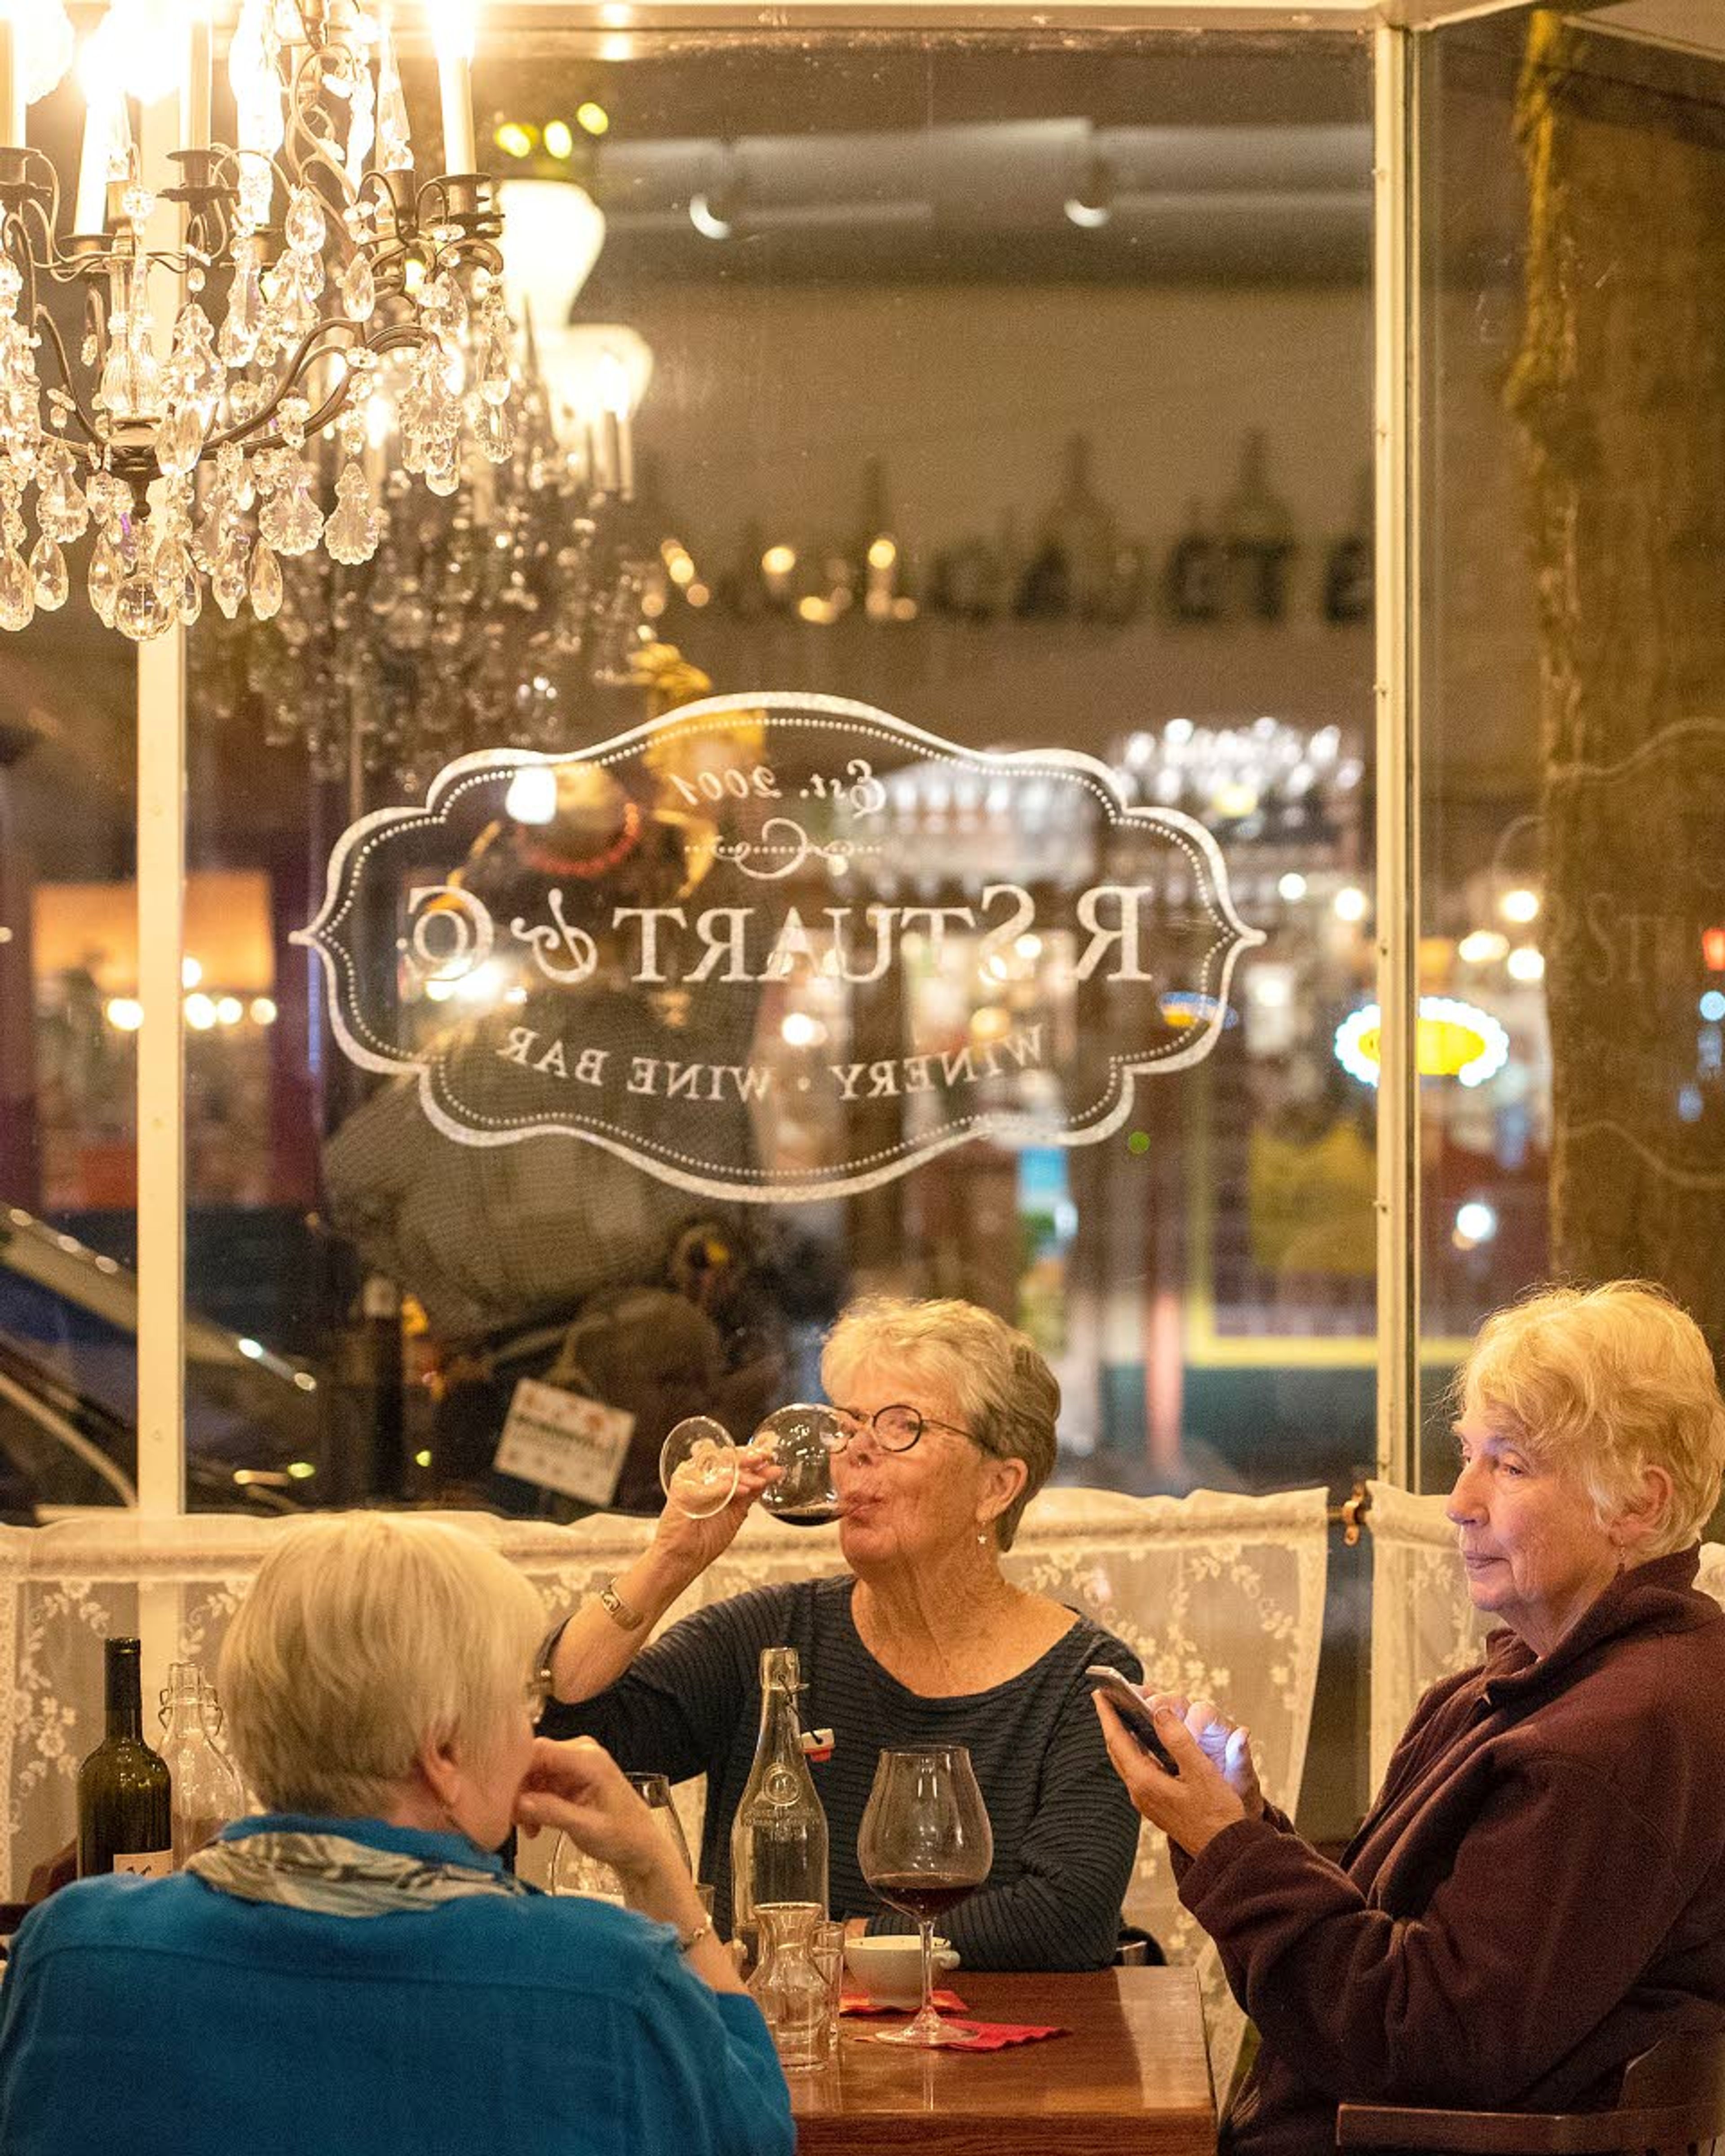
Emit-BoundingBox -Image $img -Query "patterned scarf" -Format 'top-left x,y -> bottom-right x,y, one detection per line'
186,1830 -> 531,1918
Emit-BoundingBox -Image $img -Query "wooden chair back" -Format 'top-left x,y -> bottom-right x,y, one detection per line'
1336,2031 -> 1725,2156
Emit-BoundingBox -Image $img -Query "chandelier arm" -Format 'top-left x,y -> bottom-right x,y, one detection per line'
201,317 -> 427,457
283,39 -> 348,185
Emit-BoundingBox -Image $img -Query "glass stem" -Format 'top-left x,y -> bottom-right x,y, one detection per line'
912,1916 -> 939,2038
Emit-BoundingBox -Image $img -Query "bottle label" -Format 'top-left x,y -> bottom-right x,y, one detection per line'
111,1847 -> 172,1878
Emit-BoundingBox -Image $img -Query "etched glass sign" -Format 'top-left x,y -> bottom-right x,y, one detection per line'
296,694 -> 1263,1201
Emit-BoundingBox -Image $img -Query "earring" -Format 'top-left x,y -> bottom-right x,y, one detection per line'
976,1528 -> 989,1548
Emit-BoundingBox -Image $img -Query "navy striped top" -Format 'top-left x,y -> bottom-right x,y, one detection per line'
543,1575 -> 1143,1970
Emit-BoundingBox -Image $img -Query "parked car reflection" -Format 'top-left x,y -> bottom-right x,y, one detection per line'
0,1206 -> 325,1518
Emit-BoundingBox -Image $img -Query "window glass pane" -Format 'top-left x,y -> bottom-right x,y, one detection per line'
183,25 -> 1372,1677
0,190 -> 138,1517
1419,7 -> 1725,1530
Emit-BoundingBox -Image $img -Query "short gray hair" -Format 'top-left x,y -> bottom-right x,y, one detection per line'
820,1296 -> 1058,1550
220,1513 -> 547,1817
1455,1281 -> 1725,1558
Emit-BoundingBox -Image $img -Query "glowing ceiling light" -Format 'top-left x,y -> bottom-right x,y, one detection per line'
688,190 -> 733,240
1499,887 -> 1540,925
1458,929 -> 1509,965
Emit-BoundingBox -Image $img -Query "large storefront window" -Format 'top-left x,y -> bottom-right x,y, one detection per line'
1416,5 -> 1725,1533
161,28 -> 1380,1530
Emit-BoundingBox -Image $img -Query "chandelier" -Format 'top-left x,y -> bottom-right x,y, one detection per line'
0,0 -> 512,641
185,171 -> 675,790
191,336 -> 677,791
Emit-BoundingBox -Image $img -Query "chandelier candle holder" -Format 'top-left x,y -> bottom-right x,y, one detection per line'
0,0 -> 511,641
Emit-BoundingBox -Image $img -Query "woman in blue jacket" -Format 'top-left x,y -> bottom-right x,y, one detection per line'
0,1512 -> 793,2156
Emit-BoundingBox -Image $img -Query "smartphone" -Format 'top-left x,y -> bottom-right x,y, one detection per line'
1086,1665 -> 1178,1772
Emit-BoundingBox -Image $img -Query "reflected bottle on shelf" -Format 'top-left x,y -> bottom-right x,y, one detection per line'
851,456 -> 914,623
731,1644 -> 828,1968
77,1636 -> 173,1879
1019,432 -> 1119,620
158,1661 -> 247,1869
1220,428 -> 1296,622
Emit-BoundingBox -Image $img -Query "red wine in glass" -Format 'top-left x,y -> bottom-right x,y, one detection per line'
867,1873 -> 977,1923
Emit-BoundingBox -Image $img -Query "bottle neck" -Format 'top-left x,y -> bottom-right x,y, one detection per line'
162,1690 -> 208,1743
104,1640 -> 144,1743
755,1680 -> 804,1764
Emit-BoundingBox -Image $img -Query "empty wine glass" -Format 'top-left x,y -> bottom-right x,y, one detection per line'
625,1772 -> 695,1878
550,1771 -> 695,1901
659,1405 -> 846,1523
857,1747 -> 992,2047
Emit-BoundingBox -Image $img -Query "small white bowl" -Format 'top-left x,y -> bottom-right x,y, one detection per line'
844,1933 -> 960,2010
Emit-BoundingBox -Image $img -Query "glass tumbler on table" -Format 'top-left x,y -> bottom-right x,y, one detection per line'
857,1746 -> 992,2047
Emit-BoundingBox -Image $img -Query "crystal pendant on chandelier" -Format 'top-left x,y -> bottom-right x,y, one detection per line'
0,0 -> 511,640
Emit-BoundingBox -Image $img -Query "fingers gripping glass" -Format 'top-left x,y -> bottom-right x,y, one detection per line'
659,1404 -> 848,1522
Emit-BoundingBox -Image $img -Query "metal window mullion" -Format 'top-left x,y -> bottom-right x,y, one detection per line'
1372,22 -> 1420,1491
135,97 -> 188,1529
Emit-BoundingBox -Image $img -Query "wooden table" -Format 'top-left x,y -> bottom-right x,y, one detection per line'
787,1966 -> 1216,2156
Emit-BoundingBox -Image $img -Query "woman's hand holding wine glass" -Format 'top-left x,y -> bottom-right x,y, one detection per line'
656,1404 -> 848,1549
857,1747 -> 993,2047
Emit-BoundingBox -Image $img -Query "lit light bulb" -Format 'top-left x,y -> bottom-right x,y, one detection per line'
505,764 -> 559,824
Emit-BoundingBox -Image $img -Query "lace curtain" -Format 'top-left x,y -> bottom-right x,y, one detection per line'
1365,1479 -> 1725,1789
0,1484 -> 1329,2089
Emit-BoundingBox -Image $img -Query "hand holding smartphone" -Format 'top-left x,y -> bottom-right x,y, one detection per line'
1086,1666 -> 1178,1773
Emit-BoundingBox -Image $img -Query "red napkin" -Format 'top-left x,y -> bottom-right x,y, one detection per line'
840,1988 -> 969,2017
919,2022 -> 1069,2051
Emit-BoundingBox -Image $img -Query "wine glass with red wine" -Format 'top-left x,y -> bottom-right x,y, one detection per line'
857,1747 -> 993,2046
659,1404 -> 846,1523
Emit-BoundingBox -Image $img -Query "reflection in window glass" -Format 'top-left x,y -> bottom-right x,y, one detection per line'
1419,11 -> 1725,1530
175,30 -> 1375,1551
0,591 -> 137,1515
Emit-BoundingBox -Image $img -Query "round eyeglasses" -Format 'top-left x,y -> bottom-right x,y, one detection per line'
833,1404 -> 982,1454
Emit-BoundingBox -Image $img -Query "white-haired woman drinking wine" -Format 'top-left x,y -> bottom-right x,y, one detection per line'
539,1295 -> 1144,1969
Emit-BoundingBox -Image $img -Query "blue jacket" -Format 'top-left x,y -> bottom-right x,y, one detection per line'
0,1814 -> 794,2156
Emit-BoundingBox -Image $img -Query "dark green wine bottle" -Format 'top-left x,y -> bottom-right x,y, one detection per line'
76,1637 -> 172,1879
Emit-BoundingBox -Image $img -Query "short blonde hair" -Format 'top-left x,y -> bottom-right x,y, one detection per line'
1455,1281 -> 1725,1557
220,1514 -> 547,1818
821,1297 -> 1058,1550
